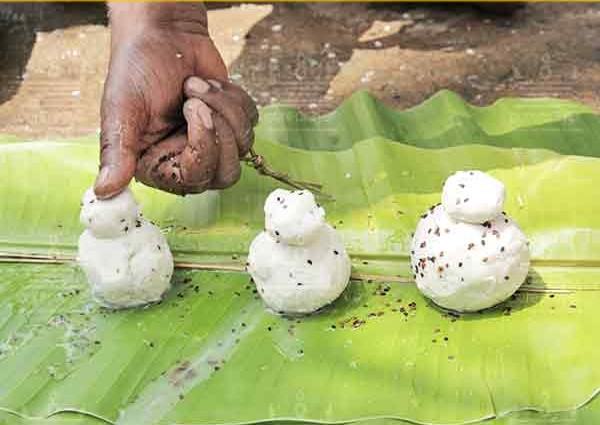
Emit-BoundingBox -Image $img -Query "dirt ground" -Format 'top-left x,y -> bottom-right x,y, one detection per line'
1,2 -> 600,139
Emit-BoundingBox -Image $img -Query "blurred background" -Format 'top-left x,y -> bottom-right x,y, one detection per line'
1,2 -> 599,139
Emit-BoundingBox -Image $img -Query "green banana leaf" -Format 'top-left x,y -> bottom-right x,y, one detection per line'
1,90 -> 600,424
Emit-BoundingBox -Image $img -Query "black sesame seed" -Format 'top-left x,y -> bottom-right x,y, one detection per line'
458,262 -> 463,267
307,260 -> 313,265
504,276 -> 509,280
333,250 -> 339,255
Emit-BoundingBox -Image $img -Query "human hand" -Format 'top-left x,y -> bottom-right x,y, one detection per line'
94,3 -> 258,198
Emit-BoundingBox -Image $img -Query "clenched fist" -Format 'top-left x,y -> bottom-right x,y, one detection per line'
94,3 -> 258,199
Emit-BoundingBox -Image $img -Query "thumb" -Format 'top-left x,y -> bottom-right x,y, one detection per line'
94,116 -> 140,199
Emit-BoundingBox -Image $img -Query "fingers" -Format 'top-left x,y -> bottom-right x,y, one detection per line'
179,98 -> 219,191
135,99 -> 219,195
94,116 -> 140,199
210,113 -> 241,189
133,78 -> 253,196
184,76 -> 256,156
135,133 -> 187,192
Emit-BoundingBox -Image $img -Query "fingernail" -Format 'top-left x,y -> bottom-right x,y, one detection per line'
188,77 -> 211,94
207,79 -> 223,90
95,166 -> 111,189
197,108 -> 213,129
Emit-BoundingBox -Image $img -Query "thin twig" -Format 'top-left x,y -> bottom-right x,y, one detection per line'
243,148 -> 332,199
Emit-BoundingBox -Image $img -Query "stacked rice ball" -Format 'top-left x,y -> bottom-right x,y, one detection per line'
410,171 -> 530,312
78,187 -> 173,308
247,189 -> 351,314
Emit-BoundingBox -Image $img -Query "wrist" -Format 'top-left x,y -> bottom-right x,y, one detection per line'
109,3 -> 208,42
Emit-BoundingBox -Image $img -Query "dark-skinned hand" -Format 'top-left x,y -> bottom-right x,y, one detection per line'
94,3 -> 258,199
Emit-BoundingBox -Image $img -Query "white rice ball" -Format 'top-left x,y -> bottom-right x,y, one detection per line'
248,224 -> 351,315
80,187 -> 140,238
264,188 -> 325,246
410,205 -> 529,312
78,187 -> 173,308
442,170 -> 505,224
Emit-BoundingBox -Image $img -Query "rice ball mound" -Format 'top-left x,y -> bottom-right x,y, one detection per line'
78,187 -> 174,309
410,171 -> 530,312
442,170 -> 505,224
80,187 -> 140,239
264,188 -> 325,246
248,189 -> 351,315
